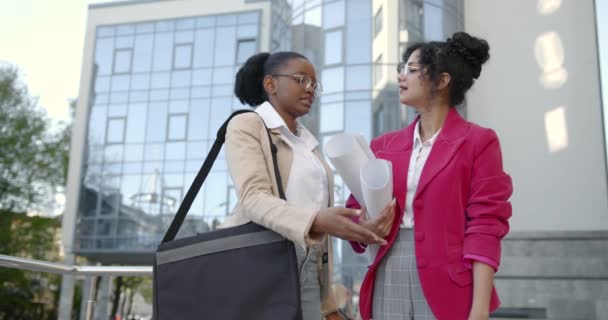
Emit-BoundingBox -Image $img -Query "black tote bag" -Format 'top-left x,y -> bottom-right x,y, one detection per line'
153,110 -> 302,320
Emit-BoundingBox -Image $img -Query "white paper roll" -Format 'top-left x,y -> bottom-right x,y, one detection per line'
325,133 -> 374,205
360,159 -> 393,220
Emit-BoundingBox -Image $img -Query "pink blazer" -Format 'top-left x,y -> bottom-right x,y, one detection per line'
347,108 -> 512,320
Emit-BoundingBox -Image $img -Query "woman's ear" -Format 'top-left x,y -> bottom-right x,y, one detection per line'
437,72 -> 451,91
263,75 -> 276,97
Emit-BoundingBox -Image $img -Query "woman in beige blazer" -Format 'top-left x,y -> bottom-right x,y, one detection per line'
220,52 -> 391,320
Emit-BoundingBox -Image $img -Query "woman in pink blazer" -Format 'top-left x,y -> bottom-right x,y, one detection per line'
347,32 -> 513,320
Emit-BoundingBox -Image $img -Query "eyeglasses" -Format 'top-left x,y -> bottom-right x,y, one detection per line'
272,74 -> 323,97
397,62 -> 423,77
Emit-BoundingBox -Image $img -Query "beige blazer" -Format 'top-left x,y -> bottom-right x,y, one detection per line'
220,112 -> 338,315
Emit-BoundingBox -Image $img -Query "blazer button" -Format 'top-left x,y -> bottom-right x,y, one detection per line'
414,231 -> 425,241
417,258 -> 428,269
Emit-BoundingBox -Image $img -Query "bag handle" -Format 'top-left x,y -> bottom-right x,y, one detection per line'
161,109 -> 286,243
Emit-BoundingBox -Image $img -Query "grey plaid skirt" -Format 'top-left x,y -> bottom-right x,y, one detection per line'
372,229 -> 436,320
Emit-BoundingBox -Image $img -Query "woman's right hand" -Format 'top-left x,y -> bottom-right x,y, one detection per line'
360,199 -> 396,238
310,208 -> 387,245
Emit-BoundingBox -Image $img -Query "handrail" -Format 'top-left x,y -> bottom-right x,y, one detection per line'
0,254 -> 152,276
0,254 -> 152,320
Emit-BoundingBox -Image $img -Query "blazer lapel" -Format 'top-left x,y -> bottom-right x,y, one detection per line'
268,127 -> 292,193
415,108 -> 471,198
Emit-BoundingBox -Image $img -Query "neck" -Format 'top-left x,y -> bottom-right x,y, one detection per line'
269,102 -> 297,134
416,101 -> 450,142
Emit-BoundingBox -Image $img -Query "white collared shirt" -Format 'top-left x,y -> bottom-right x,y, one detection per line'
255,101 -> 329,211
401,120 -> 441,228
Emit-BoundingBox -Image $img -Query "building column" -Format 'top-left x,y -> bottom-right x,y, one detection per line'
94,276 -> 114,320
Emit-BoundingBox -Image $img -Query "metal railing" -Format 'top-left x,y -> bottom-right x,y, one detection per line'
0,254 -> 152,320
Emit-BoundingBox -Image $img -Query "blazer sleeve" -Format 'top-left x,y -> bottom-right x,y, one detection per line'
463,128 -> 513,268
225,113 -> 320,249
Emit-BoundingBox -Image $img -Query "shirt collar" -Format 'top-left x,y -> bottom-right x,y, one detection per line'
413,120 -> 441,147
255,101 -> 319,150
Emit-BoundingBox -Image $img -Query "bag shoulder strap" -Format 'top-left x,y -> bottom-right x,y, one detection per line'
161,109 -> 286,243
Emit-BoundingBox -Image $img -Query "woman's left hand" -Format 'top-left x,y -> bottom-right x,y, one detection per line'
325,311 -> 344,320
467,308 -> 489,320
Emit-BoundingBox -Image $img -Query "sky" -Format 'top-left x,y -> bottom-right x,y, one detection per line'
0,0 -> 121,124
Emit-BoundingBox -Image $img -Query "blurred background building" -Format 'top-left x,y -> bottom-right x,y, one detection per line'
58,0 -> 608,319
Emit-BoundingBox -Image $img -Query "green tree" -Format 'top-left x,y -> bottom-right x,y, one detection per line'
0,67 -> 71,213
0,210 -> 62,319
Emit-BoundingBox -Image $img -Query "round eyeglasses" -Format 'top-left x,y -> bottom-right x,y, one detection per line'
272,74 -> 323,97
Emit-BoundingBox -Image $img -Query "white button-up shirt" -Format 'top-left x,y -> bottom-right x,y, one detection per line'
401,120 -> 441,228
255,102 -> 329,211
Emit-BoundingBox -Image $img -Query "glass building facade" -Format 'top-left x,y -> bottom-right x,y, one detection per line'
73,0 -> 463,315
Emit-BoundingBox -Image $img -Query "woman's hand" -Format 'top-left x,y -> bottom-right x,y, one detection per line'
360,199 -> 396,239
467,308 -> 489,320
325,311 -> 344,320
311,207 -> 387,245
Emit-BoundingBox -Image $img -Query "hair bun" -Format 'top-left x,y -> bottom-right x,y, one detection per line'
446,32 -> 490,79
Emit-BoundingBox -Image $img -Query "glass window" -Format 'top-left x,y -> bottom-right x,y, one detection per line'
97,26 -> 115,38
189,99 -> 210,140
88,106 -> 107,145
165,142 -> 186,160
322,67 -> 345,94
167,114 -> 187,141
345,100 -> 372,139
374,55 -> 384,86
131,74 -> 150,90
156,20 -> 174,32
115,36 -> 134,49
111,75 -> 130,91
174,44 -> 193,69
212,85 -> 232,97
153,32 -> 174,71
214,27 -> 237,66
210,98 -> 232,136
236,39 -> 256,64
374,6 -> 383,38
323,1 -> 345,29
169,100 -> 189,113
130,91 -> 148,103
124,144 -> 144,162
194,29 -> 215,68
217,15 -> 237,26
346,66 -> 371,91
106,117 -> 126,144
144,143 -> 164,161
116,24 -> 135,36
237,25 -> 257,38
176,18 -> 196,30
151,72 -> 170,89
197,16 -> 216,28
191,86 -> 211,98
187,141 -> 207,159
126,103 -> 147,143
213,67 -> 234,85
145,102 -> 167,142
150,89 -> 169,101
192,68 -> 212,86
346,0 -> 372,64
171,70 -> 191,88
95,76 -> 111,93
95,38 -> 114,76
320,103 -> 344,133
204,173 -> 228,216
171,88 -> 190,100
133,34 -> 154,72
164,161 -> 184,173
136,22 -> 154,34
108,104 -> 127,117
238,12 -> 259,24
324,31 -> 343,65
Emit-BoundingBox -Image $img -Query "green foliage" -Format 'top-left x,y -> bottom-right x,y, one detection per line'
0,67 -> 71,213
0,210 -> 62,319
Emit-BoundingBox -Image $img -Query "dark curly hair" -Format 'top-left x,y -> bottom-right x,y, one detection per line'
402,32 -> 490,106
234,51 -> 308,107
